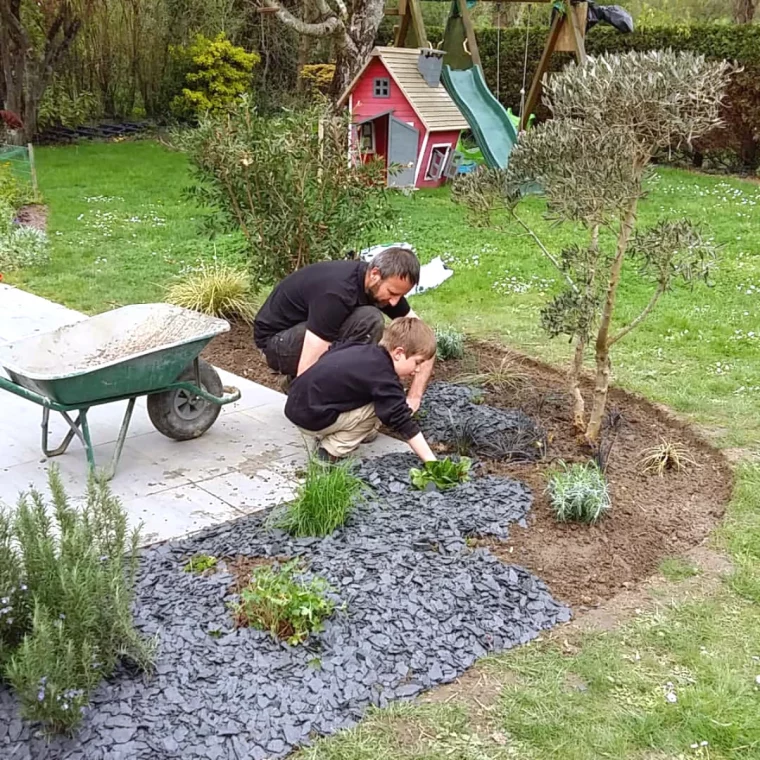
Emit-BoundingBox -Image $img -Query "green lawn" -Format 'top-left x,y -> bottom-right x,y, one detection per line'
8,140 -> 760,759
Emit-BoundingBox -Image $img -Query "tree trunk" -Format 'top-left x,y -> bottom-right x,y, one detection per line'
585,200 -> 638,443
329,0 -> 386,99
733,0 -> 757,23
570,335 -> 586,432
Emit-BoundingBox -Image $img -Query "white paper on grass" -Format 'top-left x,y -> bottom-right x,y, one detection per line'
358,242 -> 453,296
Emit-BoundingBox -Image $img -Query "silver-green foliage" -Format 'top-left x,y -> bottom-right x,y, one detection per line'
435,325 -> 465,361
546,461 -> 611,524
0,201 -> 49,272
0,467 -> 153,733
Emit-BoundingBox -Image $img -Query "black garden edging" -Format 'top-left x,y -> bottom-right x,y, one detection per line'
0,452 -> 569,760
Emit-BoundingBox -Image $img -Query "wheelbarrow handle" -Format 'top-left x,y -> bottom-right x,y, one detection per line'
169,381 -> 241,407
0,374 -> 59,409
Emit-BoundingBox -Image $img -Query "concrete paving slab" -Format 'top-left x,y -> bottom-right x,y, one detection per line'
0,287 -> 407,544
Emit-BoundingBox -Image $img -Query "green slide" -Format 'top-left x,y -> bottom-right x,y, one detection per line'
441,64 -> 518,170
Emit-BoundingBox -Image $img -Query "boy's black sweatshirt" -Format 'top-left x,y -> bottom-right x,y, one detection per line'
284,342 -> 420,441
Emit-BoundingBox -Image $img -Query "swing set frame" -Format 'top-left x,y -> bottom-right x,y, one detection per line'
386,1 -> 588,132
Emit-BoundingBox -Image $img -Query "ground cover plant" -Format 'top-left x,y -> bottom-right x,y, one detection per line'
230,559 -> 337,646
0,468 -> 152,733
410,457 -> 472,492
435,325 -> 466,361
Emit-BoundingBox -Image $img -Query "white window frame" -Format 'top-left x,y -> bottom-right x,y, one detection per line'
358,121 -> 376,154
425,143 -> 451,181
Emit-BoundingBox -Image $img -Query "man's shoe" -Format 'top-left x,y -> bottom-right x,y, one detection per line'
279,374 -> 294,394
315,446 -> 340,464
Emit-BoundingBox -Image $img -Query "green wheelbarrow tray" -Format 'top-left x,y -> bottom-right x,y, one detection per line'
0,303 -> 241,479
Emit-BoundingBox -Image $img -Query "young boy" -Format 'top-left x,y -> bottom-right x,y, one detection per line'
284,318 -> 437,463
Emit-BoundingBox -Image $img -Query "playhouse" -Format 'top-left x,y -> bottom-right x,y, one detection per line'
337,46 -> 468,189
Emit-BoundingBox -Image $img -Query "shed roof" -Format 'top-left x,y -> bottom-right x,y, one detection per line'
339,47 -> 469,132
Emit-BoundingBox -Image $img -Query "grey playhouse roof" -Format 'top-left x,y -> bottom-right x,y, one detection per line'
338,46 -> 469,132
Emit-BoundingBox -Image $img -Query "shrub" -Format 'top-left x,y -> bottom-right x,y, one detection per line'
454,354 -> 529,394
410,457 -> 472,491
165,261 -> 257,322
272,456 -> 365,537
177,98 -> 393,283
0,467 -> 152,733
435,325 -> 465,361
230,559 -> 336,645
37,80 -> 99,130
170,33 -> 260,119
0,201 -> 49,272
546,461 -> 611,523
0,162 -> 32,209
299,64 -> 336,95
640,439 -> 698,476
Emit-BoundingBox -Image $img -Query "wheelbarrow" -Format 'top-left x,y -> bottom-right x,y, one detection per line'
0,303 -> 241,479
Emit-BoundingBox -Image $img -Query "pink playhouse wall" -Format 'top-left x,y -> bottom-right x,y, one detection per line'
416,129 -> 461,189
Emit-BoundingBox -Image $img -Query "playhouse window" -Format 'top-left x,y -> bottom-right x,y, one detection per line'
373,78 -> 390,98
359,122 -> 375,153
425,145 -> 451,180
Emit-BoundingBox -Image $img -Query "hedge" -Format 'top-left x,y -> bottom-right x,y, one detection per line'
383,24 -> 760,168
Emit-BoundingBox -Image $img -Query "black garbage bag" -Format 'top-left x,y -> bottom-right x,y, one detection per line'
587,2 -> 635,33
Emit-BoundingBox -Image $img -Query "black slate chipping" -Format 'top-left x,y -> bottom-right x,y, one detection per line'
418,382 -> 547,461
0,452 -> 569,759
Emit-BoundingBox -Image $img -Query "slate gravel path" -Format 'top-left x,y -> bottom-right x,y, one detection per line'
0,452 -> 570,760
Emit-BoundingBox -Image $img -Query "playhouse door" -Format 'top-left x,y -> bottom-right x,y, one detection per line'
387,117 -> 419,187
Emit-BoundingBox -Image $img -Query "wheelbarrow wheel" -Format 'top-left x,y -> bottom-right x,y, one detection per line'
147,359 -> 224,441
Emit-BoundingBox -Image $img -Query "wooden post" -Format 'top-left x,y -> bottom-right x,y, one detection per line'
27,143 -> 38,198
457,0 -> 481,66
568,1 -> 588,64
519,11 -> 562,132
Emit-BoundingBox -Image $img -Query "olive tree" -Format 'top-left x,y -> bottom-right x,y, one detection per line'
454,50 -> 732,443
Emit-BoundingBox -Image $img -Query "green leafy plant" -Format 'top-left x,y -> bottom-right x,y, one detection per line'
640,439 -> 698,476
176,99 -> 392,282
183,554 -> 218,574
435,325 -> 465,361
0,467 -> 153,733
37,80 -> 99,129
165,260 -> 257,321
410,457 -> 472,491
271,456 -> 365,537
230,559 -> 336,645
170,33 -> 260,119
0,162 -> 32,210
546,461 -> 611,524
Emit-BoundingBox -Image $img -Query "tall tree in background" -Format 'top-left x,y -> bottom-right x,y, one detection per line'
258,0 -> 386,97
0,0 -> 92,141
733,0 -> 757,22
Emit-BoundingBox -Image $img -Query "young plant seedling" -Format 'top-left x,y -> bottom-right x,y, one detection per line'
183,554 -> 218,574
435,325 -> 465,361
410,457 -> 472,492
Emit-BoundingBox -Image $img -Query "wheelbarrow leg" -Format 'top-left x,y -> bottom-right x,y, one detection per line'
41,406 -> 86,457
99,398 -> 136,481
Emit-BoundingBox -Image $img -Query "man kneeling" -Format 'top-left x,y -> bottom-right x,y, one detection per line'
284,318 -> 437,464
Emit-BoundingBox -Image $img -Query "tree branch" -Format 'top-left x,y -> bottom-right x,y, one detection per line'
609,282 -> 666,346
258,0 -> 344,38
510,207 -> 580,294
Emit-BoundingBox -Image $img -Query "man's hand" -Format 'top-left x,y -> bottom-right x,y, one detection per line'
408,433 -> 436,463
297,330 -> 331,376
